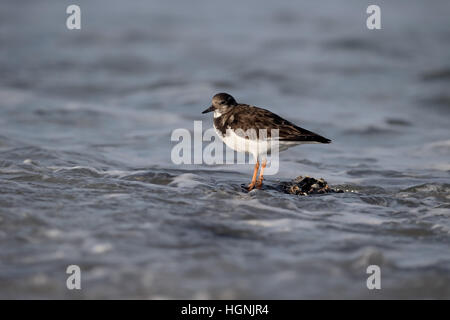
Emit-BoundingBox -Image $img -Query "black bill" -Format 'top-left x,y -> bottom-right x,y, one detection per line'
202,105 -> 215,114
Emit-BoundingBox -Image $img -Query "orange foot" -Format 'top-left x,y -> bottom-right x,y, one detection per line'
256,179 -> 263,190
255,159 -> 266,190
247,160 -> 260,192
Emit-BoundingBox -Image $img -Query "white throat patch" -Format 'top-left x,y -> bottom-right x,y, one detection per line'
213,110 -> 222,118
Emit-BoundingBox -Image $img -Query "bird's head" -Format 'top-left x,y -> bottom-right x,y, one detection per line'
202,92 -> 238,115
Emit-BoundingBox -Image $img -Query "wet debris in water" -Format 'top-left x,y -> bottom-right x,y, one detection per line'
279,176 -> 344,196
241,176 -> 344,195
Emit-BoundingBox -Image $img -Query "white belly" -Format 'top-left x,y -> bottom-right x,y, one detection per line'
214,125 -> 303,160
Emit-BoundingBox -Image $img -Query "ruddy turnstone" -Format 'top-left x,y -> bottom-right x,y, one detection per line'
202,92 -> 331,191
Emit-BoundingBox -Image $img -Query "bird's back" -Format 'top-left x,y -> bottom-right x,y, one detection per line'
214,104 -> 331,143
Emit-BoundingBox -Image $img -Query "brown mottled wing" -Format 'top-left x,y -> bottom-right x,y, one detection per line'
224,105 -> 331,143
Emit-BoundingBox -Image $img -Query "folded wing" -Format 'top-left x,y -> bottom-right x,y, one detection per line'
226,105 -> 331,143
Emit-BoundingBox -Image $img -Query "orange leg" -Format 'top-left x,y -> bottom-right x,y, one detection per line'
247,160 -> 260,191
256,159 -> 267,189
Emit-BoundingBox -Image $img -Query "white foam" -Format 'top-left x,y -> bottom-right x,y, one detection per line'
168,173 -> 204,188
47,165 -> 136,178
91,243 -> 113,254
244,218 -> 316,231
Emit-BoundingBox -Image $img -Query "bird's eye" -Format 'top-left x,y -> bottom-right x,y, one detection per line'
220,100 -> 225,104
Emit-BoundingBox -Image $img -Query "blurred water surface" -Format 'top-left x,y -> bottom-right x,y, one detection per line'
0,0 -> 449,298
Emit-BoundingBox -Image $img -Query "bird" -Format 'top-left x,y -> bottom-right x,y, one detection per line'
202,93 -> 331,191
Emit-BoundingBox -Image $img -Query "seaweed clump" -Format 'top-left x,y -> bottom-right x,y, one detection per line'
280,176 -> 343,196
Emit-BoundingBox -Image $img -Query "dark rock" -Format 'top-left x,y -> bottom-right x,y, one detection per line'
279,176 -> 343,196
241,176 -> 344,195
